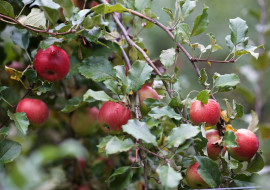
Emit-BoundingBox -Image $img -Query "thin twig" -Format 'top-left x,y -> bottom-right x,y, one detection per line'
140,146 -> 170,165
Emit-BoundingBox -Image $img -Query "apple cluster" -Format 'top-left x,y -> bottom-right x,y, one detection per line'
186,99 -> 260,188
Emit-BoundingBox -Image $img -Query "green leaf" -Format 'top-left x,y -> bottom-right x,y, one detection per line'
143,98 -> 165,108
97,136 -> 112,153
195,156 -> 221,188
11,28 -> 32,50
191,6 -> 209,36
83,89 -> 116,103
162,8 -> 174,21
127,60 -> 153,92
53,0 -> 73,18
22,0 -> 34,5
166,124 -> 200,148
105,137 -> 135,155
180,0 -> 197,18
0,139 -> 22,164
214,73 -> 240,92
160,48 -> 176,69
122,119 -> 157,146
7,110 -> 29,135
39,37 -> 64,50
18,8 -> 47,30
79,56 -> 116,82
61,97 -> 84,113
156,165 -> 182,189
229,17 -> 248,45
104,79 -> 120,95
0,86 -> 8,100
225,35 -> 234,51
24,67 -> 37,83
0,127 -> 9,137
71,9 -> 91,26
83,27 -> 101,43
207,33 -> 222,52
174,23 -> 191,44
235,44 -> 261,59
35,81 -> 53,94
0,0 -> 15,18
114,65 -> 128,92
248,110 -> 259,133
31,0 -> 60,9
224,131 -> 238,148
246,153 -> 264,173
232,102 -> 244,119
149,106 -> 182,120
106,166 -> 133,190
196,90 -> 210,104
199,68 -> 209,87
91,3 -> 128,14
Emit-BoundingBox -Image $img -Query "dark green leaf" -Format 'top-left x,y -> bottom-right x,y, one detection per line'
233,102 -> 244,119
11,28 -> 31,50
0,127 -> 9,137
160,48 -> 176,69
166,124 -> 200,148
104,79 -> 120,95
199,68 -> 209,87
127,60 -> 153,92
61,97 -> 84,113
106,166 -> 133,190
122,119 -> 157,146
24,67 -> 37,83
83,89 -> 116,103
7,110 -> 29,135
143,98 -> 165,108
0,0 -> 15,18
224,131 -> 238,148
196,90 -> 210,104
79,56 -> 116,82
214,73 -> 240,92
246,153 -> 264,173
35,81 -> 53,94
149,106 -> 182,120
195,156 -> 221,188
191,6 -> 209,36
229,17 -> 248,45
0,139 -> 21,164
83,27 -> 101,43
156,165 -> 182,189
105,137 -> 135,155
53,0 -> 73,18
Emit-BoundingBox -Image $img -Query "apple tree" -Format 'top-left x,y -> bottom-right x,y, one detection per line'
0,0 -> 268,189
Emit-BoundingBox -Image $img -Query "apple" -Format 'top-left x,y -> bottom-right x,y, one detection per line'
186,162 -> 209,189
7,61 -> 25,71
226,129 -> 259,161
16,98 -> 49,124
138,85 -> 159,114
77,157 -> 86,170
71,107 -> 99,135
190,99 -> 221,126
34,45 -> 70,82
72,0 -> 84,10
206,129 -> 224,160
98,101 -> 131,133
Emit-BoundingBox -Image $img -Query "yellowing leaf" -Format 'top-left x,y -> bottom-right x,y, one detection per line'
205,126 -> 212,131
225,124 -> 237,132
5,66 -> 26,88
207,61 -> 211,66
220,110 -> 230,123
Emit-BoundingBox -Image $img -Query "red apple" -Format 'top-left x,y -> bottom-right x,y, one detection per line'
186,162 -> 209,189
227,129 -> 259,161
77,157 -> 86,170
138,85 -> 159,114
34,45 -> 70,82
71,107 -> 99,135
72,0 -> 84,10
16,98 -> 49,124
206,129 -> 223,160
98,101 -> 131,133
190,99 -> 221,126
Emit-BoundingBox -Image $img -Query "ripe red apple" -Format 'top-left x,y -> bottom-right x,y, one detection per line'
71,107 -> 99,135
186,162 -> 209,189
138,85 -> 159,114
98,101 -> 131,133
34,45 -> 70,82
226,129 -> 259,161
206,129 -> 224,160
16,98 -> 49,124
190,99 -> 221,126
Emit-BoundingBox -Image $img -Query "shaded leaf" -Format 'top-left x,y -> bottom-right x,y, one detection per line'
175,23 -> 191,44
106,167 -> 133,190
83,27 -> 101,43
0,139 -> 21,164
214,73 -> 240,92
246,153 -> 264,173
11,28 -> 32,50
7,110 -> 29,135
160,48 -> 176,69
61,97 -> 84,113
149,106 -> 182,120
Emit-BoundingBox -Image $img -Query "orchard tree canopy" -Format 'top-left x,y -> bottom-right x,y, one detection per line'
0,0 -> 270,190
